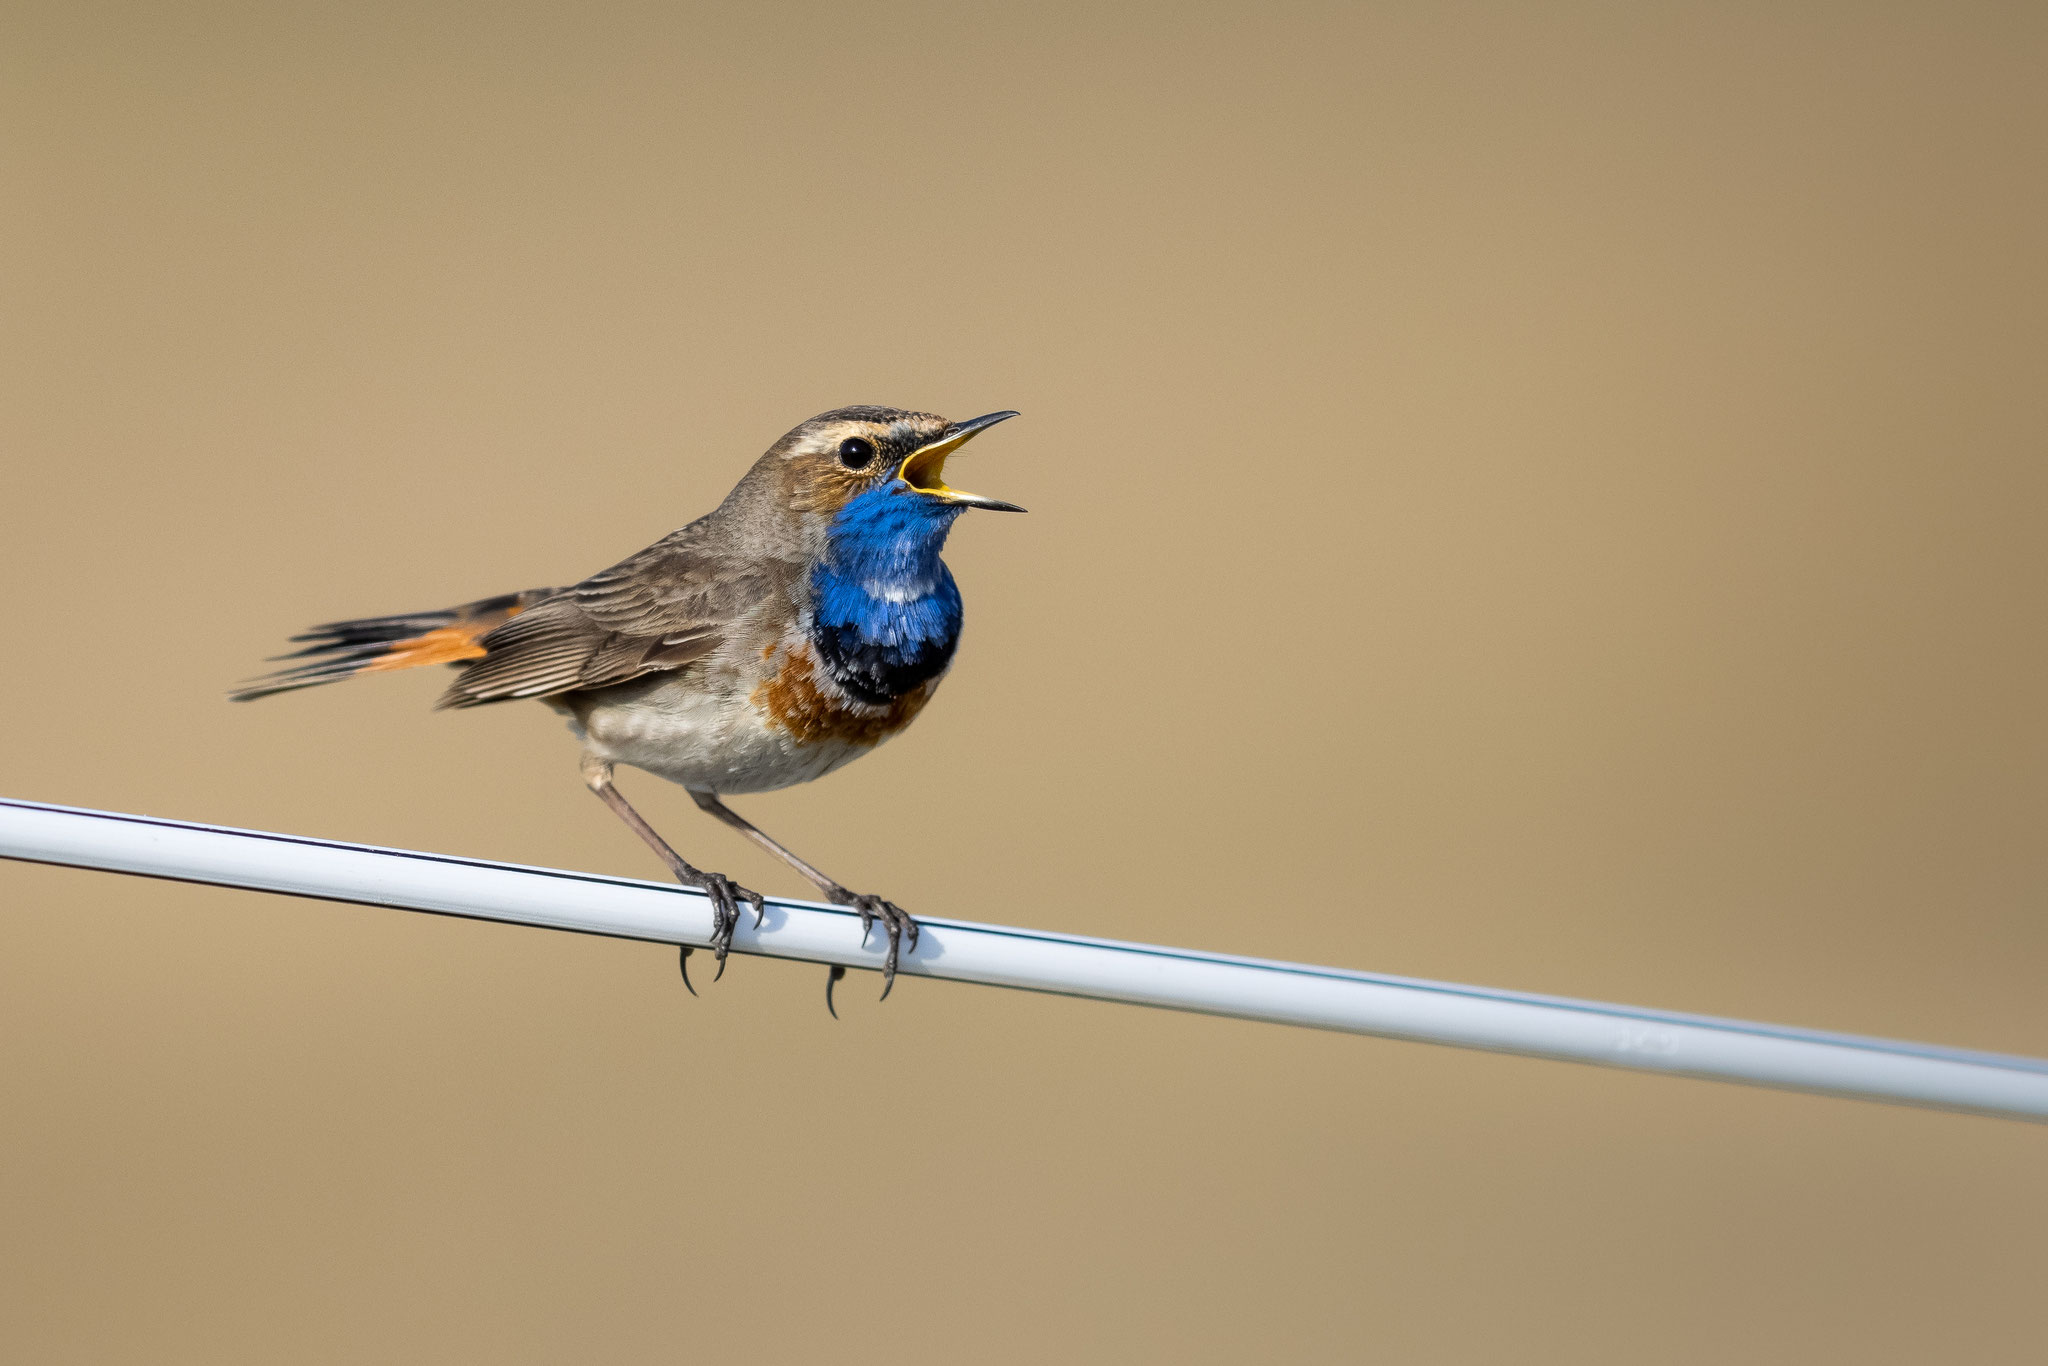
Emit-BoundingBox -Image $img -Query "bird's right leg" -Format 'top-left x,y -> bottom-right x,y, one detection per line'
580,756 -> 764,981
686,789 -> 919,1012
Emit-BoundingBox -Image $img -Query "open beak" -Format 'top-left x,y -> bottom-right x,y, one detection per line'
898,410 -> 1025,512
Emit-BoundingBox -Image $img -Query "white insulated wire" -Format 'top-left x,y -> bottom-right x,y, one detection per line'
2,797 -> 2043,1123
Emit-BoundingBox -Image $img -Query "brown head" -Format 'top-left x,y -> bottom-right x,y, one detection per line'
714,405 -> 1022,554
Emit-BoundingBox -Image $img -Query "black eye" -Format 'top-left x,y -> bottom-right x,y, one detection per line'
837,437 -> 877,470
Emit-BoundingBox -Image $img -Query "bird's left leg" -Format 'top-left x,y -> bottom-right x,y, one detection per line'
583,756 -> 764,981
688,790 -> 919,1008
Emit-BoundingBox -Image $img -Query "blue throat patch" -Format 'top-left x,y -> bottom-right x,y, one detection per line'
810,483 -> 967,706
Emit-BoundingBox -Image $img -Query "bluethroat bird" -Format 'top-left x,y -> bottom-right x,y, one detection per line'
233,406 -> 1023,1012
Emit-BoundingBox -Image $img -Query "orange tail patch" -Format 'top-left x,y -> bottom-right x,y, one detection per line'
361,623 -> 493,673
230,587 -> 559,702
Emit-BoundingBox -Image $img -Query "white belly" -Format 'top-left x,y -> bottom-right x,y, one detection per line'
555,678 -> 871,795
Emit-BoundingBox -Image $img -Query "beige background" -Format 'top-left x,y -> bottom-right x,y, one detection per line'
4,3 -> 2046,1361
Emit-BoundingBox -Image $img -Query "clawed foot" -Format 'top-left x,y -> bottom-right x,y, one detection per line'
827,890 -> 920,1003
664,869 -> 913,1013
676,869 -> 764,984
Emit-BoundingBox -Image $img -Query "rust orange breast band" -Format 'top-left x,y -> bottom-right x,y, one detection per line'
753,646 -> 932,747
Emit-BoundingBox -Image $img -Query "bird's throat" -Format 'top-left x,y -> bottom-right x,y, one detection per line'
809,488 -> 966,706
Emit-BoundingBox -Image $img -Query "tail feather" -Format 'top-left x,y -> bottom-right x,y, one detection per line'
230,588 -> 559,702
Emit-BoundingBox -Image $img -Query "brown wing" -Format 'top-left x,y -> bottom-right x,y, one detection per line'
436,518 -> 775,708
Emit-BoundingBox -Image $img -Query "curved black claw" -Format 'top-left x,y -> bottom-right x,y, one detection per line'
677,945 -> 698,997
696,872 -> 764,984
833,892 -> 919,1001
825,964 -> 847,1020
